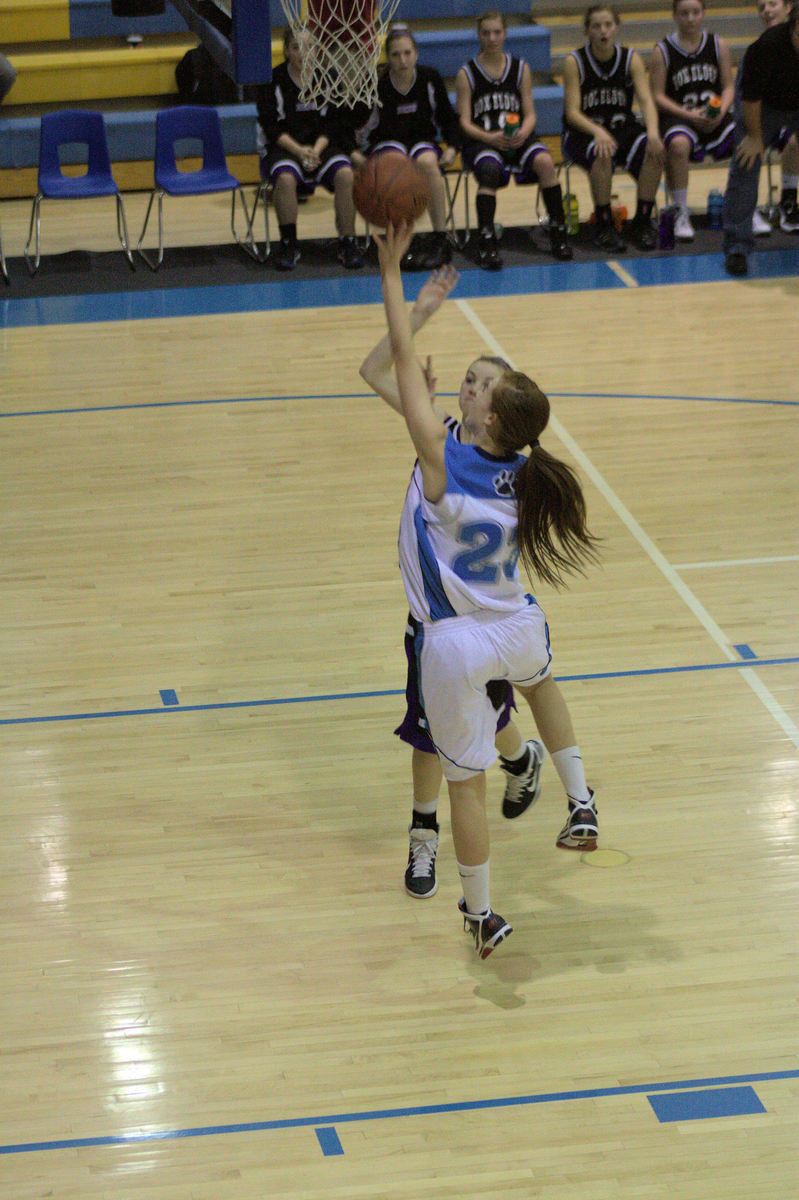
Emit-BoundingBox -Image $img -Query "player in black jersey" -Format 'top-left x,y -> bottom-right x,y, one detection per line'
455,10 -> 573,269
255,29 -> 362,271
562,5 -> 664,252
650,0 -> 735,241
357,26 -> 461,270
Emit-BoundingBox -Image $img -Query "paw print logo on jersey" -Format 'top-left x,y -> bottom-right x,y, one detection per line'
493,468 -> 517,498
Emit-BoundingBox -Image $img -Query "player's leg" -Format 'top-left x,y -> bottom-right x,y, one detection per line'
515,675 -> 598,851
449,771 -> 512,958
328,160 -> 364,269
625,128 -> 660,250
465,145 -> 507,269
411,148 -> 452,269
664,131 -> 696,240
777,135 -> 799,230
271,166 -> 302,269
525,145 -> 573,261
589,150 -> 627,252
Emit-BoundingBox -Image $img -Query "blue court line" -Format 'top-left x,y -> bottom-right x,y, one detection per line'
1,388 -> 794,421
0,1068 -> 792,1156
159,689 -> 179,706
1,655 -> 795,728
2,247 -> 797,329
734,644 -> 758,660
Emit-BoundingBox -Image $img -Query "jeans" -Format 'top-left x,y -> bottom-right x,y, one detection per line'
722,84 -> 799,256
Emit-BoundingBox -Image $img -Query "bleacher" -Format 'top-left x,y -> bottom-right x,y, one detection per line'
0,0 -> 766,199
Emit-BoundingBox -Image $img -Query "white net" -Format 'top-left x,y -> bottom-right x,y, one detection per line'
277,0 -> 401,108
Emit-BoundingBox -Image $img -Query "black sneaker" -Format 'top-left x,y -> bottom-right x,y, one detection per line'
272,237 -> 300,271
458,899 -> 512,959
404,823 -> 439,898
556,789 -> 598,851
416,233 -> 452,270
548,223 -> 573,261
627,217 -> 658,251
725,251 -> 749,276
337,235 -> 363,269
778,199 -> 799,233
400,234 -> 426,271
500,738 -> 545,819
592,222 -> 627,253
477,230 -> 502,270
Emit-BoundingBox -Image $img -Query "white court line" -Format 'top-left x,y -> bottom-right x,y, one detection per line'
674,555 -> 799,570
455,298 -> 799,748
605,260 -> 639,288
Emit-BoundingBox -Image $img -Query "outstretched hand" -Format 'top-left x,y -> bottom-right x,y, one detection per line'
373,221 -> 415,272
413,263 -> 460,320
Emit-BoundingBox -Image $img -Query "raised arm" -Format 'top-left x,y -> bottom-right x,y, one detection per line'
359,265 -> 460,415
375,225 -> 448,500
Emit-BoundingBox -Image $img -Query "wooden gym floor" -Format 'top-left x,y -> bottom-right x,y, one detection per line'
1,174 -> 798,1199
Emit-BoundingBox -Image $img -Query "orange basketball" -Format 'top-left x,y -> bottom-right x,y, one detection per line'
353,151 -> 431,228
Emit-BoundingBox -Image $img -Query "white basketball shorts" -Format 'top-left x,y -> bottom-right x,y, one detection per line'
416,602 -> 552,782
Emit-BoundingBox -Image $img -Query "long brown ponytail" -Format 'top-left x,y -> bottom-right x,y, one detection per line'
490,372 -> 601,589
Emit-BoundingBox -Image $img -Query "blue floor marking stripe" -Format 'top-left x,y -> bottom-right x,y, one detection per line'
1,656 -> 795,727
315,1126 -> 344,1156
1,1069 -> 794,1156
648,1086 -> 766,1123
2,388 -> 795,421
3,247 -> 797,330
159,689 -> 179,706
734,644 -> 757,660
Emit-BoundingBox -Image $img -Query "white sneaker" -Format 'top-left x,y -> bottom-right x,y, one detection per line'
674,208 -> 695,241
752,207 -> 772,236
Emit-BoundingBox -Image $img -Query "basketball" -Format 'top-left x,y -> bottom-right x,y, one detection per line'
352,152 -> 431,228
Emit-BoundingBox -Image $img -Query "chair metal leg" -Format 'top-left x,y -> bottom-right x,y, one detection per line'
115,193 -> 135,269
24,193 -> 43,276
231,185 -> 262,261
137,190 -> 165,271
248,182 -> 273,262
443,167 -> 470,248
0,224 -> 8,284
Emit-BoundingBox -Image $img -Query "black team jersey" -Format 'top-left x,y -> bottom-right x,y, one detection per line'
566,43 -> 635,130
460,54 -> 527,133
655,31 -> 724,109
361,64 -> 461,148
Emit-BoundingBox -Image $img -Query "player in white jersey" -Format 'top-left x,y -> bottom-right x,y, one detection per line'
368,242 -> 601,958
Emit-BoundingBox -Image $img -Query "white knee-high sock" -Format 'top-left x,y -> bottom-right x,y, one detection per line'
550,747 -> 592,806
457,859 -> 491,915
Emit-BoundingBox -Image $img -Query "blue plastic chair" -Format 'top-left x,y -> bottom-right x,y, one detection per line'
137,105 -> 260,269
24,110 -> 134,276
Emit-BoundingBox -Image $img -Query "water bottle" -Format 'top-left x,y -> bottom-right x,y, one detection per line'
610,194 -> 628,232
658,205 -> 677,249
565,192 -> 579,236
707,189 -> 724,230
704,94 -> 722,121
500,111 -> 520,160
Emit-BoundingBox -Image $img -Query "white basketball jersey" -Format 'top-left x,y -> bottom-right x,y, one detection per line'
398,430 -> 531,622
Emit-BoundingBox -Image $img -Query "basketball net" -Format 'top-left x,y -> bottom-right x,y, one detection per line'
277,0 -> 401,108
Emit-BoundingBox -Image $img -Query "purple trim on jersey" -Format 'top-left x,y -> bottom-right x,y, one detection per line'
372,140 -> 440,160
661,118 -> 735,162
268,151 -> 351,193
463,142 -> 548,186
